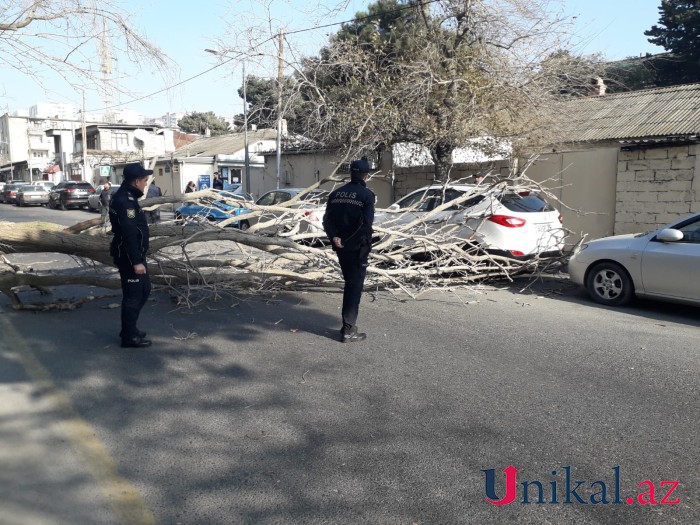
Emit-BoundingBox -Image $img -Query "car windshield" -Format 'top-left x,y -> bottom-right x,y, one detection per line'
497,191 -> 554,213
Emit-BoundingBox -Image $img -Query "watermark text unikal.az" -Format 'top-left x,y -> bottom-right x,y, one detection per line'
481,466 -> 680,506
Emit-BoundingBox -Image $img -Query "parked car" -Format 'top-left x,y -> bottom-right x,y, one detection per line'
175,199 -> 251,229
15,185 -> 49,207
1,183 -> 27,204
218,189 -> 254,203
568,212 -> 700,307
48,181 -> 95,210
221,184 -> 254,201
250,188 -> 329,236
87,186 -> 119,212
29,181 -> 55,191
375,184 -> 565,259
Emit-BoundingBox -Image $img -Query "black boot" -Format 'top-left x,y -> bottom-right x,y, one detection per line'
121,336 -> 152,348
340,329 -> 367,343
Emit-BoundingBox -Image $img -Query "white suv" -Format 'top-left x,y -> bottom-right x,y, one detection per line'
375,184 -> 565,259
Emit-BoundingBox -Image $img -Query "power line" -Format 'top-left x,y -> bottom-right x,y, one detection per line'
91,0 -> 442,114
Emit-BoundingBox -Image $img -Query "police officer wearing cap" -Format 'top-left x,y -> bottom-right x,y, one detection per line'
109,162 -> 153,348
323,159 -> 375,343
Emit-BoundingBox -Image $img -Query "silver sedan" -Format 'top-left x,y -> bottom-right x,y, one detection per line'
16,185 -> 49,207
568,212 -> 700,306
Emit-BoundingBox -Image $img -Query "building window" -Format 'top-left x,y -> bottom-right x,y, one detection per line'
111,132 -> 129,150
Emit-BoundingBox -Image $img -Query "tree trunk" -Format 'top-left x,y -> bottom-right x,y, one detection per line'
432,141 -> 454,182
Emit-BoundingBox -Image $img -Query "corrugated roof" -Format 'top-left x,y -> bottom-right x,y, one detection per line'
172,129 -> 278,158
557,83 -> 700,143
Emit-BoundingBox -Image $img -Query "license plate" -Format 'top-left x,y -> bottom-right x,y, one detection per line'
536,224 -> 551,233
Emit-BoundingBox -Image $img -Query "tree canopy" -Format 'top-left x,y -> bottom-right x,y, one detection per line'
645,0 -> 700,85
178,111 -> 231,136
292,0 -> 601,179
237,76 -> 302,133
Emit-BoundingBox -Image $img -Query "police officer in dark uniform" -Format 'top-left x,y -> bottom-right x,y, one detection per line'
323,159 -> 375,343
109,163 -> 153,348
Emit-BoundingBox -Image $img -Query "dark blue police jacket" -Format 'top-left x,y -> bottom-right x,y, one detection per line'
323,179 -> 375,252
109,183 -> 149,265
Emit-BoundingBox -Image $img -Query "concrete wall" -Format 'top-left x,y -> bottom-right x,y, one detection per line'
524,146 -> 619,243
392,161 -> 512,201
615,144 -> 700,234
259,152 -> 394,207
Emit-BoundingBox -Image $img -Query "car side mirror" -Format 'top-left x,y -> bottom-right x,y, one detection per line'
388,203 -> 400,212
655,228 -> 684,242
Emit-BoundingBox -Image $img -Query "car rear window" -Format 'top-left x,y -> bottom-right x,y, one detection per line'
497,192 -> 554,213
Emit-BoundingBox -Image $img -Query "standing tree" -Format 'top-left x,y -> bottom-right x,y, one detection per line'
0,0 -> 173,108
178,111 -> 231,136
237,76 -> 303,132
292,0 -> 602,180
645,0 -> 700,85
604,54 -> 660,93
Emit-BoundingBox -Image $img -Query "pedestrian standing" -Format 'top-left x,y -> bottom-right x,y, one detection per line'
212,172 -> 224,190
109,163 -> 153,348
185,181 -> 196,193
99,181 -> 112,223
146,180 -> 162,224
322,159 -> 375,343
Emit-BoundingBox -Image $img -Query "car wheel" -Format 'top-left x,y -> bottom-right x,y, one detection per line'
585,261 -> 635,306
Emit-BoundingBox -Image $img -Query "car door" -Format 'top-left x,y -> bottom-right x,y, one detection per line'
640,216 -> 700,301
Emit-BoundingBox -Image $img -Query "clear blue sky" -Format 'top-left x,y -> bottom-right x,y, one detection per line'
1,0 -> 664,119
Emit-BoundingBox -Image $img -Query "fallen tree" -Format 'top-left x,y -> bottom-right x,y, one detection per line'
0,173 -> 569,310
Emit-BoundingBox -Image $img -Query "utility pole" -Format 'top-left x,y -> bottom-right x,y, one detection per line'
243,61 -> 251,195
82,92 -> 89,182
275,28 -> 283,189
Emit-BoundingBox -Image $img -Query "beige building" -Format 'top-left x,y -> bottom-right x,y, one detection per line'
152,129 -> 278,200
523,83 -> 700,242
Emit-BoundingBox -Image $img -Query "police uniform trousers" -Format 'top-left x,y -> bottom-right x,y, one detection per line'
115,259 -> 151,339
337,249 -> 368,334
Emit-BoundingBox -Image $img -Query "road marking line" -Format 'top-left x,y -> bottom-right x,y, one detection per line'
1,317 -> 157,525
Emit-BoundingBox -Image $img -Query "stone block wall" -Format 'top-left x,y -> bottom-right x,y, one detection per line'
615,145 -> 699,234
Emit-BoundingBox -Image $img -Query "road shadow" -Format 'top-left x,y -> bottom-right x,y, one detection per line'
499,273 -> 700,328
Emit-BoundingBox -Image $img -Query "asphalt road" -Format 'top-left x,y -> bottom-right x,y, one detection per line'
0,205 -> 698,525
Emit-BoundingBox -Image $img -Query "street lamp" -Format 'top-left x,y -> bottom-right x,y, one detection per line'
204,48 -> 251,194
242,61 -> 251,195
